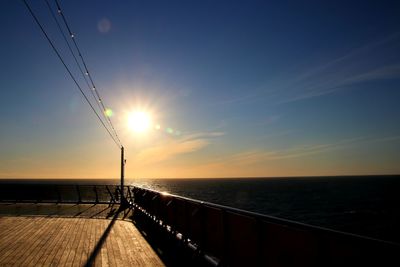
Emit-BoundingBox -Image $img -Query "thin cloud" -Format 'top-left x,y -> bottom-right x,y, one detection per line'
341,64 -> 400,84
257,115 -> 280,126
183,131 -> 225,140
135,139 -> 209,164
224,144 -> 334,164
368,135 -> 400,143
134,131 -> 224,164
213,137 -> 368,167
294,31 -> 400,82
264,32 -> 400,104
128,134 -> 400,178
218,134 -> 400,166
211,92 -> 260,106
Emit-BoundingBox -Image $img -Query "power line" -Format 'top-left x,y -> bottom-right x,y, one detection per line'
22,0 -> 121,149
54,0 -> 122,147
43,0 -> 109,136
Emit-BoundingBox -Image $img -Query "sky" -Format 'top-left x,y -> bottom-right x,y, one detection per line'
0,0 -> 400,179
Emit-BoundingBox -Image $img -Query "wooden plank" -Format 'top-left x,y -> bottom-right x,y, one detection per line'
93,217 -> 105,267
0,216 -> 35,254
23,216 -> 64,266
0,217 -> 37,247
85,217 -> 97,266
120,220 -> 147,266
0,217 -> 24,235
40,218 -> 73,266
101,219 -> 111,267
49,217 -> 80,266
73,217 -> 89,266
116,221 -> 134,265
8,216 -> 55,266
1,217 -> 46,264
0,214 -> 165,267
109,220 -> 124,267
64,216 -> 85,267
105,219 -> 118,267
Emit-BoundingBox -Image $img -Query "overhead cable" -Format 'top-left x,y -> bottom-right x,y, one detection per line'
22,0 -> 121,148
54,0 -> 122,147
44,0 -> 107,128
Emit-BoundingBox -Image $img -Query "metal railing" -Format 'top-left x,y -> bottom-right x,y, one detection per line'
129,186 -> 400,267
1,183 -> 399,266
0,184 -> 124,205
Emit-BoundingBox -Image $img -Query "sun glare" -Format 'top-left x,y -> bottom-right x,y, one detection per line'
128,111 -> 152,133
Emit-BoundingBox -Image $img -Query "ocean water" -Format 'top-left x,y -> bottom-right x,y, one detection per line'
1,175 -> 399,243
130,175 -> 400,243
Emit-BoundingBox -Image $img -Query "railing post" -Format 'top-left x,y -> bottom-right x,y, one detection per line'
106,185 -> 116,206
94,185 -> 99,203
56,185 -> 61,203
76,185 -> 82,203
127,186 -> 133,203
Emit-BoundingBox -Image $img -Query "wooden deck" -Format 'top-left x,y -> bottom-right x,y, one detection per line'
0,204 -> 165,267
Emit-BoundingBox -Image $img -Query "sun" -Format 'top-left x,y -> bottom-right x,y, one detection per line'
128,111 -> 152,133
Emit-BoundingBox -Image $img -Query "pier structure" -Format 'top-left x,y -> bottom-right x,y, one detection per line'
0,205 -> 163,267
0,183 -> 399,267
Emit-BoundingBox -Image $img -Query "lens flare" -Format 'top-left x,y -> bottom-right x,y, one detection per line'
105,108 -> 113,117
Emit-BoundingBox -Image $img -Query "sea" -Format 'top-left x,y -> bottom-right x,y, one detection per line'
1,175 -> 399,243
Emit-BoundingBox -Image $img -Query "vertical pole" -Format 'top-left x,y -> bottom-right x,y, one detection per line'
121,146 -> 125,200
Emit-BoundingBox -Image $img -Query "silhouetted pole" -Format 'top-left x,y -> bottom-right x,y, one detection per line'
121,146 -> 125,200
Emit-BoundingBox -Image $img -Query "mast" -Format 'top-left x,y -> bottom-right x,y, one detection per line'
120,146 -> 125,200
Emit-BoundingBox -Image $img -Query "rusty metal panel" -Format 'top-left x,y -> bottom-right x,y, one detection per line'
172,198 -> 188,236
203,206 -> 224,258
260,221 -> 319,267
321,234 -> 364,266
158,197 -> 167,222
319,231 -> 397,266
142,191 -> 152,209
187,201 -> 203,245
225,211 -> 259,267
149,192 -> 160,216
143,191 -> 157,213
161,195 -> 175,226
155,194 -> 169,222
133,188 -> 144,206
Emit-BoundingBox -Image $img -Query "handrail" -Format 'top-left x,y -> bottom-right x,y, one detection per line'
0,184 -> 123,205
130,185 -> 398,245
1,183 -> 399,266
129,185 -> 400,267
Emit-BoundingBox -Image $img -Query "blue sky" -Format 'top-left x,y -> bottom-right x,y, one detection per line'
0,0 -> 399,178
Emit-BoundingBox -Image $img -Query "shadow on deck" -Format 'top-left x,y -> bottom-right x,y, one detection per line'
1,183 -> 400,267
0,203 -> 164,267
